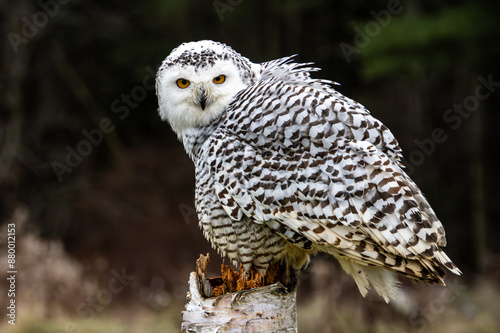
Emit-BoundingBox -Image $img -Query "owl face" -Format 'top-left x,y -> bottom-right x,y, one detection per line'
156,41 -> 254,137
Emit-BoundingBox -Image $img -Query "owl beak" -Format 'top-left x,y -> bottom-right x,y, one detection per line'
198,87 -> 207,110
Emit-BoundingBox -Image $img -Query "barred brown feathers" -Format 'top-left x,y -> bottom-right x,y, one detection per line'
156,40 -> 461,302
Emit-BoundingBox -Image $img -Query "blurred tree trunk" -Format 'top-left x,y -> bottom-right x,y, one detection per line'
1,0 -> 32,220
470,89 -> 487,270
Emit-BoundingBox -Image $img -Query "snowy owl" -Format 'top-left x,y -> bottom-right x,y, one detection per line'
155,40 -> 461,302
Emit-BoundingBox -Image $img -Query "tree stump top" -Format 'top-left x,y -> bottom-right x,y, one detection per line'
181,254 -> 298,332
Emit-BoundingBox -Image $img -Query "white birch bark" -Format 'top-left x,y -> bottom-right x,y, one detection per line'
181,271 -> 297,332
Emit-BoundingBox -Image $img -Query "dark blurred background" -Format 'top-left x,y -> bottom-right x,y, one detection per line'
1,0 -> 499,332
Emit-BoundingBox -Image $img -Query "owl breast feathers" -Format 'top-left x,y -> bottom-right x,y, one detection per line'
156,40 -> 461,302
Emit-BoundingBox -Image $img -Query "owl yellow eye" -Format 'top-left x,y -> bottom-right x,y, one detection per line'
213,75 -> 226,84
176,79 -> 190,89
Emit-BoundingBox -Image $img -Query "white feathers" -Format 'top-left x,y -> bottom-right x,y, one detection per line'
336,256 -> 400,303
156,40 -> 461,303
156,40 -> 253,137
156,60 -> 247,137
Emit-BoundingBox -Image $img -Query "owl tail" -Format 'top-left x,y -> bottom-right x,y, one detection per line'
336,257 -> 400,303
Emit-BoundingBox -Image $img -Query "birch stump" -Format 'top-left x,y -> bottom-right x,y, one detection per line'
181,254 -> 298,332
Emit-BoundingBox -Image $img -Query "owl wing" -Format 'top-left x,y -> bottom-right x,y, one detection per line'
208,66 -> 460,284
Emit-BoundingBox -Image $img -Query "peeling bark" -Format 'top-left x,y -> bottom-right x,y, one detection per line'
181,254 -> 297,332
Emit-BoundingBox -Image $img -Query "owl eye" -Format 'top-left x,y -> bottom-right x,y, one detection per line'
176,79 -> 190,89
213,75 -> 226,84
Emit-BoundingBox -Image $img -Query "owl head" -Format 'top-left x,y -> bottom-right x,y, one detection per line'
156,40 -> 256,137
